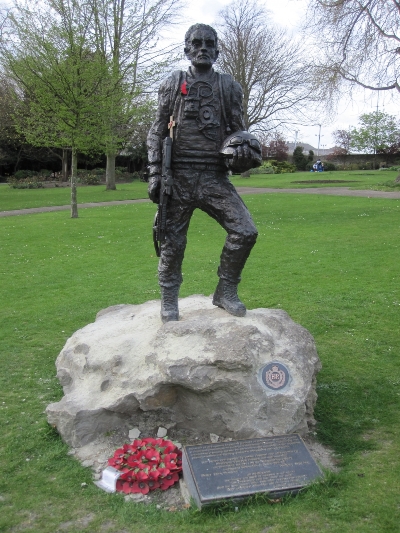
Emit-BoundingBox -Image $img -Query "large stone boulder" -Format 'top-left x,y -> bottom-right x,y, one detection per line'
46,295 -> 321,448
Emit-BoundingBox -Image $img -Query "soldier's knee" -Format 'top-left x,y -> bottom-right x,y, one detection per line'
241,225 -> 258,245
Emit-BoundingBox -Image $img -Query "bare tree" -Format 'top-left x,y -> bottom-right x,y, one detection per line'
308,0 -> 400,97
216,0 -> 316,133
333,129 -> 352,154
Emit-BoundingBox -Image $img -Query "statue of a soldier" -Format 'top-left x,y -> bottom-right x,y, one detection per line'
147,23 -> 261,323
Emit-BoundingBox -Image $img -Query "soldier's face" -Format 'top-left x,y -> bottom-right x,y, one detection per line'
185,29 -> 219,68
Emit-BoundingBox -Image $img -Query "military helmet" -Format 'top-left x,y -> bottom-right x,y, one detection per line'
219,131 -> 262,173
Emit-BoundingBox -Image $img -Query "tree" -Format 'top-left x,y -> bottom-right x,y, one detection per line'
308,0 -> 400,97
292,146 -> 308,170
333,129 -> 352,155
350,111 -> 400,161
216,0 -> 316,133
1,0 -> 113,217
90,0 -> 181,190
261,132 -> 289,161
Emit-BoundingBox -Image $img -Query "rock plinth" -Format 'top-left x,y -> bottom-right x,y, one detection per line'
46,295 -> 321,447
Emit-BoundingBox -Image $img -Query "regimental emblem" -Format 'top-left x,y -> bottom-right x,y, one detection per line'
182,80 -> 220,140
261,362 -> 290,391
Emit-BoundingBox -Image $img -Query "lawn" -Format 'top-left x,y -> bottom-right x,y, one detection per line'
1,193 -> 399,532
231,169 -> 400,190
0,180 -> 149,211
1,170 -> 399,213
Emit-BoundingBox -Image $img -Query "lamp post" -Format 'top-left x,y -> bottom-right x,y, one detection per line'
315,124 -> 324,157
294,130 -> 299,149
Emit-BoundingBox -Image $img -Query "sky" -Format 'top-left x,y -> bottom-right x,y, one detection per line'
178,0 -> 400,149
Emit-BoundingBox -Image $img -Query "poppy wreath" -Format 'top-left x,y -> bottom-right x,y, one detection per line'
108,437 -> 182,494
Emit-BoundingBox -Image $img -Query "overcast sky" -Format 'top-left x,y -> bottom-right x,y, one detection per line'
178,0 -> 400,149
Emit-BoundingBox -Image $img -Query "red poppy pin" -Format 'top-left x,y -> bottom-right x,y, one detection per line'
181,81 -> 188,95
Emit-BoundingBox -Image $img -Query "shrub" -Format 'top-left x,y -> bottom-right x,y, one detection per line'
292,146 -> 308,170
92,168 -> 106,176
39,169 -> 53,179
271,161 -> 296,174
7,176 -> 44,189
247,166 -> 274,175
76,169 -> 102,185
323,162 -> 336,171
379,166 -> 400,171
13,170 -> 38,180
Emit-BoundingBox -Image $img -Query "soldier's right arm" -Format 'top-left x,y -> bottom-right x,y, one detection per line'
147,76 -> 174,203
147,77 -> 173,178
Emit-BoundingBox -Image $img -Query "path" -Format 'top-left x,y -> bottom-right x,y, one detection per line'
1,187 -> 400,217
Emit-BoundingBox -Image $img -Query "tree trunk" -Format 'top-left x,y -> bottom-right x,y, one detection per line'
106,152 -> 116,190
13,145 -> 23,174
62,149 -> 69,181
71,148 -> 78,218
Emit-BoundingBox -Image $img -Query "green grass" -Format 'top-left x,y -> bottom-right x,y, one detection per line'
1,170 -> 400,213
231,169 -> 400,190
0,180 -> 149,211
1,193 -> 400,532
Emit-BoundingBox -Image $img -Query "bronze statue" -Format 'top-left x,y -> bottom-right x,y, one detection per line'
147,23 -> 261,323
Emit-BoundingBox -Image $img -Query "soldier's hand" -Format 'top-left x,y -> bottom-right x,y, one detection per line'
226,145 -> 262,170
148,175 -> 161,203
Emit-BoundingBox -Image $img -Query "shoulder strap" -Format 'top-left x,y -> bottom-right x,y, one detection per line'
169,70 -> 184,117
218,72 -> 234,135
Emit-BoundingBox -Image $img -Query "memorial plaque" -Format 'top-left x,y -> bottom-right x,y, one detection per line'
183,434 -> 322,508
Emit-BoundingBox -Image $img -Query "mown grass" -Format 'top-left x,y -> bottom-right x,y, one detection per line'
0,180 -> 149,211
1,193 -> 400,532
231,169 -> 400,190
1,170 -> 400,213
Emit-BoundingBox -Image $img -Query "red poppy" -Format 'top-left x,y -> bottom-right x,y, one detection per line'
148,468 -> 160,480
144,449 -> 160,463
181,81 -> 188,95
142,437 -> 158,446
147,480 -> 160,491
157,467 -> 170,478
161,441 -> 177,454
122,443 -> 135,454
130,481 -> 150,494
164,453 -> 179,470
119,469 -> 136,482
122,481 -> 134,494
159,472 -> 179,490
113,447 -> 126,458
107,457 -> 124,469
136,469 -> 149,481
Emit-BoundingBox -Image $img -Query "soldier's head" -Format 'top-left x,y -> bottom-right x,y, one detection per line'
184,24 -> 219,69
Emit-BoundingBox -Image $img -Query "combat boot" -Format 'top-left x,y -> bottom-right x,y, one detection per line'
160,286 -> 179,323
212,279 -> 246,317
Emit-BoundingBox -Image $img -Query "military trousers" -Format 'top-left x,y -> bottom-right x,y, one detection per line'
158,167 -> 258,290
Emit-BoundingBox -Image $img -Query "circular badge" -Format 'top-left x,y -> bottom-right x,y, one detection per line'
261,362 -> 290,391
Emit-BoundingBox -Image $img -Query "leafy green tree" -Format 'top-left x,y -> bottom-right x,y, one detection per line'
90,0 -> 181,190
350,111 -> 400,156
1,0 -> 113,217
